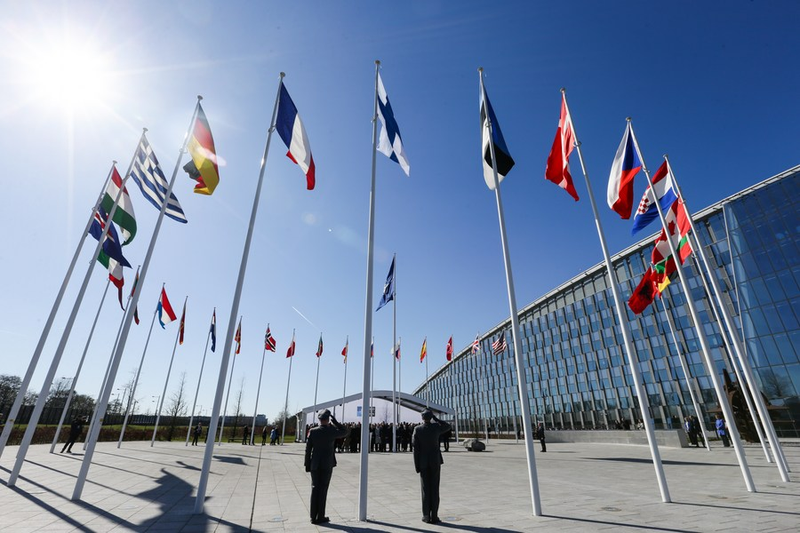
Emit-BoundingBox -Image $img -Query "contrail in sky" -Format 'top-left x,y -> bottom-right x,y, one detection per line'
291,306 -> 316,329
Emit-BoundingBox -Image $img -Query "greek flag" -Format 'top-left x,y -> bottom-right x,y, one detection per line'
130,135 -> 187,223
377,73 -> 410,176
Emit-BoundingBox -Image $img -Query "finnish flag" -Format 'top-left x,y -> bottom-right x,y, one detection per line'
377,73 -> 410,176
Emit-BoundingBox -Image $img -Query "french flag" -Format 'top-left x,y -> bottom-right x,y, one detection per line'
607,122 -> 642,219
276,83 -> 316,190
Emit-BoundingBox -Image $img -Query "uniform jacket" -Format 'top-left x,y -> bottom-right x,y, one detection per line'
305,421 -> 350,472
413,419 -> 451,473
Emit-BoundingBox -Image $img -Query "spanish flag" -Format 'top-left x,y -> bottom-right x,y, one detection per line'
184,103 -> 220,195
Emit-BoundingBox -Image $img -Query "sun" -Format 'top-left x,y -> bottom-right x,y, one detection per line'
16,32 -> 114,113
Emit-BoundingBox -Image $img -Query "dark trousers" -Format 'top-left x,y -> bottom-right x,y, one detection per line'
192,434 -> 200,446
419,466 -> 441,519
310,468 -> 333,521
61,434 -> 80,453
540,439 -> 546,452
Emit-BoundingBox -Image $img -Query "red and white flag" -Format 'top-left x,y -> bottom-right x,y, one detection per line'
286,331 -> 296,358
341,338 -> 348,363
446,336 -> 453,362
544,94 -> 579,201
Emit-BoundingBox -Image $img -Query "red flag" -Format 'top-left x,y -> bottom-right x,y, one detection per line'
286,333 -> 296,358
178,303 -> 186,345
446,336 -> 453,362
341,340 -> 348,363
544,94 -> 579,201
628,268 -> 659,314
234,318 -> 242,355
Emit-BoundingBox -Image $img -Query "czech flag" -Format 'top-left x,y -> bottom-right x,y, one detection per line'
276,83 -> 316,190
607,122 -> 642,219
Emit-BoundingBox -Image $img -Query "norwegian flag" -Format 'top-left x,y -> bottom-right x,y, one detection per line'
264,326 -> 276,352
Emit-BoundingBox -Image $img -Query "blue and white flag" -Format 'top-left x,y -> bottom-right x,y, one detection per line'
480,84 -> 514,190
631,161 -> 677,235
130,135 -> 188,223
376,256 -> 396,311
377,73 -> 410,176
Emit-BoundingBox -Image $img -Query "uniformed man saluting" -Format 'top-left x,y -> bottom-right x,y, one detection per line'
305,409 -> 350,525
413,409 -> 451,524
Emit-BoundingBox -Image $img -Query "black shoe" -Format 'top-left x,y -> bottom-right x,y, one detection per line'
319,517 -> 330,523
430,517 -> 441,524
422,517 -> 431,523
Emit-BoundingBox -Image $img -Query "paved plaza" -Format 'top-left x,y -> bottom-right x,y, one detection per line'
0,437 -> 798,532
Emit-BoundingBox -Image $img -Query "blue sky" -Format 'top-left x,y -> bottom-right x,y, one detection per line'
1,1 -> 798,423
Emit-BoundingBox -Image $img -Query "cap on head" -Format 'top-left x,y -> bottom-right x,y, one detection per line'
318,409 -> 332,420
421,410 -> 433,421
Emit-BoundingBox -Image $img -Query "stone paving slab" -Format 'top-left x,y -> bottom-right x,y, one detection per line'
0,438 -> 798,532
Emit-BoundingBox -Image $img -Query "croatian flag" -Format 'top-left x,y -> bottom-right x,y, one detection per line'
157,288 -> 178,329
377,73 -> 410,176
631,161 -> 678,235
607,122 -> 642,219
276,84 -> 316,190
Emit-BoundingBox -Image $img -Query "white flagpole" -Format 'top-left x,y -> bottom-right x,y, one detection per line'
479,68 -> 541,516
194,77 -> 283,513
250,333 -> 267,446
218,329 -> 240,445
0,163 -> 116,459
118,286 -> 162,447
424,339 -> 429,409
628,120 -> 755,492
481,343 -> 489,440
562,92 -> 671,502
341,336 -> 348,423
281,329 -> 295,447
9,153 -> 138,486
688,250 -> 770,458
50,279 -> 111,453
358,59 -> 381,521
186,308 -> 214,446
657,291 -> 710,450
87,268 -> 139,451
73,99 -> 202,501
392,254 -> 397,452
370,337 -> 374,427
312,337 -> 322,436
150,296 -> 186,447
666,156 -> 790,480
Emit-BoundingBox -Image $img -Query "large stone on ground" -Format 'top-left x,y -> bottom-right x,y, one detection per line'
462,438 -> 486,452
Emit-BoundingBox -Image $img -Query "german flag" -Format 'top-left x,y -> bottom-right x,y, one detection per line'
184,103 -> 220,195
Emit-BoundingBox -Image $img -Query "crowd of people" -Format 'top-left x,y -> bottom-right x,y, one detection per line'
302,421 -> 454,453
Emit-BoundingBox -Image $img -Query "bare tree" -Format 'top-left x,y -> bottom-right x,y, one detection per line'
165,372 -> 189,441
231,378 -> 245,442
760,369 -> 792,399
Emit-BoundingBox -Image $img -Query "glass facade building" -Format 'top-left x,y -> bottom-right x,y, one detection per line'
415,167 -> 800,437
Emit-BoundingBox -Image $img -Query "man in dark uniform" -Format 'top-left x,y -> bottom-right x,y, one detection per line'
535,422 -> 546,452
413,409 -> 450,524
305,409 -> 350,525
61,416 -> 86,453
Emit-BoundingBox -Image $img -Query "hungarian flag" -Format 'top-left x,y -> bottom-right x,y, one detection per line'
628,268 -> 658,314
544,94 -> 579,201
101,165 -> 137,245
480,83 -> 515,190
286,331 -> 296,358
131,268 -> 140,324
419,337 -> 427,363
276,83 -> 316,190
184,103 -> 220,195
210,309 -> 216,352
607,122 -> 642,219
234,318 -> 242,355
341,338 -> 348,363
178,302 -> 186,345
446,336 -> 453,362
265,326 -> 276,352
157,288 -> 178,329
316,334 -> 324,358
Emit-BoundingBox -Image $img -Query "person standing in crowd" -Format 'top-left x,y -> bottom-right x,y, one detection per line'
305,409 -> 350,525
413,410 -> 450,524
535,422 -> 547,452
715,413 -> 730,447
61,416 -> 86,453
242,425 -> 250,445
261,425 -> 268,445
270,426 -> 279,445
684,416 -> 699,447
191,422 -> 203,446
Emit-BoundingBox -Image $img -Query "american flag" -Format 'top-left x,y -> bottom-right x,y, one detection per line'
264,326 -> 276,352
492,333 -> 507,355
471,334 -> 481,354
